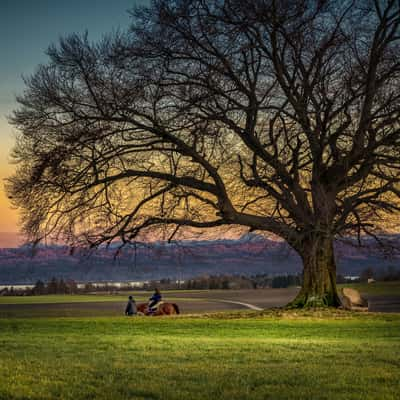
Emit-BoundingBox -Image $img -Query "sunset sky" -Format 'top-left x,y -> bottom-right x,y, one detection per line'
0,0 -> 146,240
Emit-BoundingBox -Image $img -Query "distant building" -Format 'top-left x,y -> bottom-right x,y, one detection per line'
0,284 -> 35,291
76,280 -> 150,289
344,276 -> 360,281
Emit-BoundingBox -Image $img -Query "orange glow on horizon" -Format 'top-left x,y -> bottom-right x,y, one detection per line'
0,117 -> 19,234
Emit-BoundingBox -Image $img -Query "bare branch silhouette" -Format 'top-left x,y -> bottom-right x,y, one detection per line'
7,0 -> 400,307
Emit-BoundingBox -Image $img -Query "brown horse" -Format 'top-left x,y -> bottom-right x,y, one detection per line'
137,302 -> 180,316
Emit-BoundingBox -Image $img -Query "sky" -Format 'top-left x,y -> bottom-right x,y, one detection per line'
0,0 -> 147,239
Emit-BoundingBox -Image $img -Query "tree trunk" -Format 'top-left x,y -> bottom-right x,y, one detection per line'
287,235 -> 342,308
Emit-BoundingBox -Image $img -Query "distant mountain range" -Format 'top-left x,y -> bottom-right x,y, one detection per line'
0,233 -> 399,284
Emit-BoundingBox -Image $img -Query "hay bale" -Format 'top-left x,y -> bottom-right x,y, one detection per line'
341,287 -> 368,310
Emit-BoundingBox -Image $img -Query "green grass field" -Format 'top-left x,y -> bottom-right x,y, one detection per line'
0,311 -> 399,400
0,294 -> 138,304
0,294 -> 200,305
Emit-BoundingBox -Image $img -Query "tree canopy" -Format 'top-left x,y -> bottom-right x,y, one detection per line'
7,0 -> 400,307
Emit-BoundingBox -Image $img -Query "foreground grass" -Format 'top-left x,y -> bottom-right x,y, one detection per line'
0,311 -> 399,400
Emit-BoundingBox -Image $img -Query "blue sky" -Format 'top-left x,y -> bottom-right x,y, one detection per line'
0,0 -> 147,232
0,0 -> 148,109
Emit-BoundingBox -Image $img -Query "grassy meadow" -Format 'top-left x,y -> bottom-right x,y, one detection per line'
1,283 -> 399,399
0,294 -> 197,305
0,310 -> 399,400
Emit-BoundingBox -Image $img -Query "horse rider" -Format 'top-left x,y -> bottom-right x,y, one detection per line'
125,295 -> 137,316
148,288 -> 162,314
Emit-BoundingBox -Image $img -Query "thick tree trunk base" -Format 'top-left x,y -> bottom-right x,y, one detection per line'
286,235 -> 342,309
286,289 -> 342,309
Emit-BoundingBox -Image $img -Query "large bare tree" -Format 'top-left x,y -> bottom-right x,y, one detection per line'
7,0 -> 400,307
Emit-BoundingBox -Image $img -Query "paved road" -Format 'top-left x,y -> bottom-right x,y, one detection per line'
183,288 -> 400,313
0,299 -> 243,318
367,296 -> 400,313
175,288 -> 300,309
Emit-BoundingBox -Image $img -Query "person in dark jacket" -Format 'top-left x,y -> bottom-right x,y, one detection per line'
148,288 -> 162,313
125,295 -> 137,316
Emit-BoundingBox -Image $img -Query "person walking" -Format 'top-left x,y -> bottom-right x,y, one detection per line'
125,295 -> 137,316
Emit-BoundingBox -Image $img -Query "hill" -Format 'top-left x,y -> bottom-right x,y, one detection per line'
0,234 -> 398,284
